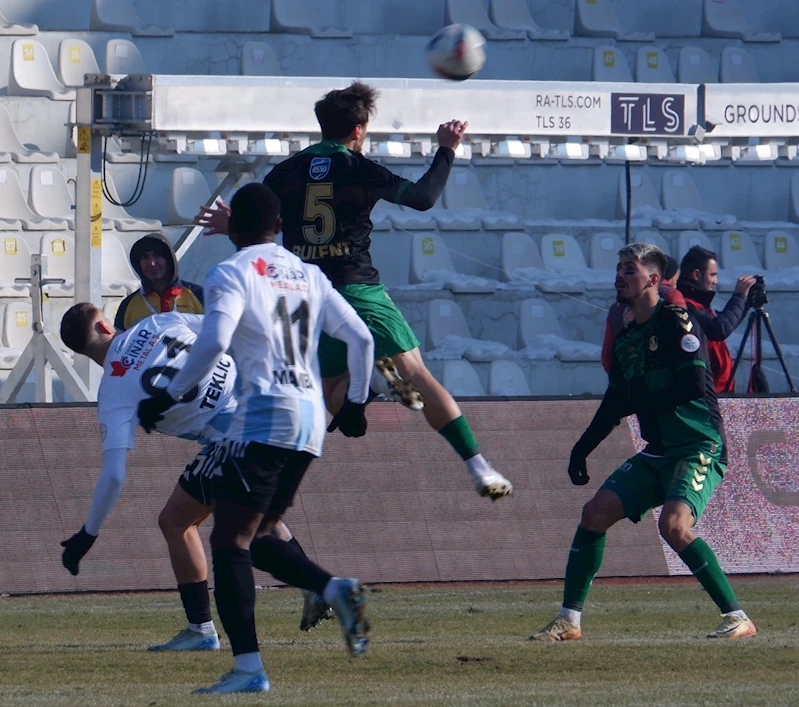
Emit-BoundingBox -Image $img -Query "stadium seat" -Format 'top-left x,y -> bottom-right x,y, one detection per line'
410,233 -> 495,293
488,0 -> 568,40
270,0 -> 353,38
445,0 -> 526,40
57,39 -> 100,88
28,166 -> 108,230
540,234 -> 587,271
105,39 -> 147,75
102,172 -> 162,232
719,231 -> 762,270
634,229 -> 671,256
575,0 -> 653,41
168,168 -> 212,225
488,360 -> 531,395
677,46 -> 717,83
8,39 -> 75,100
702,0 -> 780,42
426,298 -> 472,350
616,171 -> 662,221
720,47 -> 759,83
678,230 -> 713,259
441,360 -> 486,397
0,234 -> 31,297
660,170 -> 735,231
789,173 -> 799,223
241,41 -> 281,76
590,232 -> 623,270
499,231 -> 543,282
101,232 -> 139,296
0,104 -> 58,163
91,0 -> 174,36
39,233 -> 75,297
369,230 -> 411,286
0,8 -> 37,35
102,300 -> 122,323
592,46 -> 633,82
518,298 -> 601,361
441,168 -> 522,231
635,47 -> 675,83
764,231 -> 799,270
1,301 -> 32,361
0,167 -> 67,231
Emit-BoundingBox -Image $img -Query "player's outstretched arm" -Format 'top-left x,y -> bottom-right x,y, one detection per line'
569,387 -> 629,485
194,199 -> 231,236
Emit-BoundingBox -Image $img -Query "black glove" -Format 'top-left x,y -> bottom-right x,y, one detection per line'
137,390 -> 178,433
327,399 -> 368,438
61,526 -> 97,576
568,447 -> 590,486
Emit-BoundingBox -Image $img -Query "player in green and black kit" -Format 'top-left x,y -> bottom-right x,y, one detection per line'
532,243 -> 756,642
196,82 -> 512,502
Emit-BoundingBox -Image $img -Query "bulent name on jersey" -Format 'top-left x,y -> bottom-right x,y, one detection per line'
199,358 -> 232,410
292,241 -> 352,261
273,368 -> 314,389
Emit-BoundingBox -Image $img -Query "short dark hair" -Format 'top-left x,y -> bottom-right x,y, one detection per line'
229,182 -> 281,243
664,255 -> 679,281
314,81 -> 378,141
60,302 -> 100,354
680,246 -> 717,278
617,243 -> 667,279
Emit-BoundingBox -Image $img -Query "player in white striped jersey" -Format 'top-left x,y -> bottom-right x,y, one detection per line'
58,307 -> 332,654
138,183 -> 375,696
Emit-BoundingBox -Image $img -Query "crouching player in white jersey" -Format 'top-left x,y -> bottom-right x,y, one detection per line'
138,182 -> 375,695
57,308 -> 333,652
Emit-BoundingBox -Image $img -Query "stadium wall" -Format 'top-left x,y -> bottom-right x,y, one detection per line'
1,398 -> 797,595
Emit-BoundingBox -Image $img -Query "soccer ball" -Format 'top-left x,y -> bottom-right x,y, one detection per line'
425,24 -> 486,81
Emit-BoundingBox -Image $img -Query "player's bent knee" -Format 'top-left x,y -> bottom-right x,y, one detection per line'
580,495 -> 621,533
657,513 -> 693,549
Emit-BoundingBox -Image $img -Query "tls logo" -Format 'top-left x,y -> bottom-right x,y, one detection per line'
309,157 -> 331,181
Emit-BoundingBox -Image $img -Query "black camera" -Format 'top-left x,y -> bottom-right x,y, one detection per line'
747,275 -> 768,308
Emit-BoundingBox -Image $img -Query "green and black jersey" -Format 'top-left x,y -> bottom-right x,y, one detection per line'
264,141 -> 454,287
596,300 -> 728,463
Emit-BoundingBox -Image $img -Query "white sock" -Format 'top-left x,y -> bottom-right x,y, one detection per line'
188,621 -> 216,635
465,454 -> 490,478
322,577 -> 340,606
558,607 -> 582,627
724,609 -> 748,620
234,652 -> 264,674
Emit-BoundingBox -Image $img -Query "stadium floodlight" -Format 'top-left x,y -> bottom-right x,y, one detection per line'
375,141 -> 411,158
185,138 -> 227,156
553,142 -> 589,160
452,143 -> 473,160
495,139 -> 531,159
612,144 -> 647,161
666,145 -> 705,164
246,138 -> 290,156
733,143 -> 779,162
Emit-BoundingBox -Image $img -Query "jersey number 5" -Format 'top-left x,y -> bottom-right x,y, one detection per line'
302,183 -> 336,246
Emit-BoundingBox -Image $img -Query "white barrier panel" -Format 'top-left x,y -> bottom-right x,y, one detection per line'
704,84 -> 799,138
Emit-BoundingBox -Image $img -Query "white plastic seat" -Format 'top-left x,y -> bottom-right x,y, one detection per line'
616,171 -> 661,220
410,233 -> 495,293
488,360 -> 531,395
719,231 -> 762,270
500,232 -> 543,282
0,104 -> 58,163
48,299 -> 73,347
103,300 -> 122,324
241,41 -> 282,76
369,230 -> 411,286
635,47 -> 675,83
540,234 -> 587,271
0,167 -> 67,231
445,0 -> 526,40
1,301 -> 32,367
518,298 -> 601,362
0,8 -> 37,35
0,234 -> 31,297
702,0 -> 780,42
441,168 -> 522,231
764,231 -> 799,270
660,170 -> 735,231
270,0 -> 353,38
102,232 -> 139,296
590,232 -> 623,270
9,39 -> 75,100
426,298 -> 472,350
720,47 -> 760,83
57,39 -> 100,88
489,0 -> 568,40
105,39 -> 147,75
40,233 -> 75,297
575,0 -> 653,41
677,46 -> 717,84
678,230 -> 713,259
441,360 -> 486,397
370,200 -> 397,231
91,0 -> 174,36
634,229 -> 671,256
29,166 -> 105,229
103,172 -> 161,231
168,168 -> 211,225
592,45 -> 633,82
399,167 -> 456,230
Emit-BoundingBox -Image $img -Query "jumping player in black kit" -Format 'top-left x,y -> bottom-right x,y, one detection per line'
197,82 -> 512,501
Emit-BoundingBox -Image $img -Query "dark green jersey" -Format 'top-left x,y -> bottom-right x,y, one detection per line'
609,300 -> 727,462
264,141 -> 454,287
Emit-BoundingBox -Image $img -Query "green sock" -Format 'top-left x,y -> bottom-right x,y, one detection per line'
678,537 -> 740,613
563,526 -> 606,611
438,415 -> 479,461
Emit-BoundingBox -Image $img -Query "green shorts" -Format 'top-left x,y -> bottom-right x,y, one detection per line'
600,449 -> 724,523
318,283 -> 420,378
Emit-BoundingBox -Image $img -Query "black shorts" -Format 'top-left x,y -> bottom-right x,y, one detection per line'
177,443 -> 216,507
212,442 -> 314,515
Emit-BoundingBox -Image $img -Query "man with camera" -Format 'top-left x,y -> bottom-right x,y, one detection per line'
677,246 -> 758,393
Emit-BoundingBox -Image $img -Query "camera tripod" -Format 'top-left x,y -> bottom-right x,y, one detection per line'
727,305 -> 797,394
